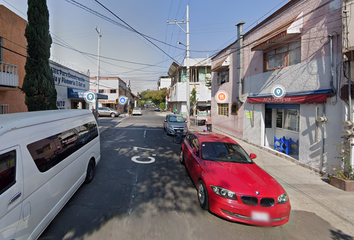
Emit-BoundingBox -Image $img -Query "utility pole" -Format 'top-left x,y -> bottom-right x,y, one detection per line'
95,26 -> 102,120
168,5 -> 190,127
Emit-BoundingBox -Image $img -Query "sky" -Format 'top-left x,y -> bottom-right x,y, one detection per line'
0,0 -> 290,94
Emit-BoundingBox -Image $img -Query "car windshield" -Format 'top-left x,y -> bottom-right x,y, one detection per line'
169,116 -> 185,123
134,108 -> 140,110
201,142 -> 253,163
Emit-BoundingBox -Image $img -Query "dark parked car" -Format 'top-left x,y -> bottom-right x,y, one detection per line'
97,107 -> 120,117
154,106 -> 161,111
180,131 -> 291,226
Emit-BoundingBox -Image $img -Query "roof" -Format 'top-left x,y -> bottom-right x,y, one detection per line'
0,109 -> 93,137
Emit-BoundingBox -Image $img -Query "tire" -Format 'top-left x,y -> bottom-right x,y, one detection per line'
84,159 -> 95,184
198,180 -> 209,210
110,113 -> 116,118
179,150 -> 185,165
173,134 -> 183,144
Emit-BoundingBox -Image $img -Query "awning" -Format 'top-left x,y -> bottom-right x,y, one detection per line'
211,56 -> 229,72
247,89 -> 333,104
67,88 -> 108,100
251,12 -> 303,51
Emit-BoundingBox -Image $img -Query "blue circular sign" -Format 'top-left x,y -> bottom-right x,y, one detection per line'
271,85 -> 286,99
119,96 -> 127,105
84,92 -> 96,103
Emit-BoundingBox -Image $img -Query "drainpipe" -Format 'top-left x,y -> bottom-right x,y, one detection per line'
237,22 -> 246,103
344,7 -> 353,169
329,34 -> 337,95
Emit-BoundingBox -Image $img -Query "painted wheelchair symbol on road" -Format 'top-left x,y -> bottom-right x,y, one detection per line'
131,146 -> 156,164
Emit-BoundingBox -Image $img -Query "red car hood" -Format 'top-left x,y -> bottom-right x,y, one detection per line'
202,161 -> 285,197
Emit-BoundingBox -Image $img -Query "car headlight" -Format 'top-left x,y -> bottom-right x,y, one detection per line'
210,185 -> 237,200
277,193 -> 288,204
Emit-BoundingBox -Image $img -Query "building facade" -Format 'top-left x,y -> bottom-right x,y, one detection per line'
0,5 -> 27,113
211,0 -> 354,173
89,76 -> 131,113
168,58 -> 211,115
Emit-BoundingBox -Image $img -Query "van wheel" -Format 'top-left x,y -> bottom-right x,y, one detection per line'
85,159 -> 95,184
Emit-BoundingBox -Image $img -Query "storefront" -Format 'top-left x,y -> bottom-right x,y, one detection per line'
247,89 -> 333,158
50,61 -> 92,110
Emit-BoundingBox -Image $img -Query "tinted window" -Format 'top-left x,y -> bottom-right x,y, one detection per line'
201,142 -> 253,163
0,150 -> 16,195
27,122 -> 98,172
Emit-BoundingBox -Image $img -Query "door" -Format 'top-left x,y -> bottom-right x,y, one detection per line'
0,146 -> 23,240
264,108 -> 274,147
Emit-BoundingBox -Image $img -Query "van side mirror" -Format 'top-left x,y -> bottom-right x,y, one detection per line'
249,153 -> 257,159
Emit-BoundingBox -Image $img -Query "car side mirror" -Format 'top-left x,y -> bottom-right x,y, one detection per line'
193,148 -> 197,155
164,120 -> 167,122
249,153 -> 257,159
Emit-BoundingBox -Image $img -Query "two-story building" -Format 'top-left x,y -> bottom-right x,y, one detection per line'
211,0 -> 353,173
0,5 -> 27,113
89,76 -> 132,113
167,58 -> 211,115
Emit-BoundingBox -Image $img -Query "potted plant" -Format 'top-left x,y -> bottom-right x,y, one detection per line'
330,143 -> 354,191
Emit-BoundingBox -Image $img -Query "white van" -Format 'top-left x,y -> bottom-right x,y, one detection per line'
0,109 -> 101,240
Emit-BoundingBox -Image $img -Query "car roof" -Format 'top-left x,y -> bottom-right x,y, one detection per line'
191,131 -> 237,144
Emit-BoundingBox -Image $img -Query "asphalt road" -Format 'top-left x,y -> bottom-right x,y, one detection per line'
38,109 -> 350,240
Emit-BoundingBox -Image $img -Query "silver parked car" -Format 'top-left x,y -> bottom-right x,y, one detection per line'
163,114 -> 188,135
97,107 -> 120,117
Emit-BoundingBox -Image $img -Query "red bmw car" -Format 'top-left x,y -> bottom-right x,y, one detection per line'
180,131 -> 291,226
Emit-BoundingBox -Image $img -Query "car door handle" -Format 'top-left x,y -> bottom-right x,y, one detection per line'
9,192 -> 21,205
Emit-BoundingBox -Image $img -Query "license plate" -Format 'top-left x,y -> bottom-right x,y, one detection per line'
251,211 -> 270,222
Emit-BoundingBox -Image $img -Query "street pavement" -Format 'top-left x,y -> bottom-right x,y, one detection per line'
98,111 -> 354,237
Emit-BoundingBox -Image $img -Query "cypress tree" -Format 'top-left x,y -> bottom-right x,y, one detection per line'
21,0 -> 57,111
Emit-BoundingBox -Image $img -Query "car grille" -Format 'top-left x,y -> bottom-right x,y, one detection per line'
174,128 -> 184,133
241,196 -> 275,207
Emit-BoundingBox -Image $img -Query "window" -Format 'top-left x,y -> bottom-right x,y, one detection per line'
284,109 -> 300,132
218,103 -> 229,116
264,39 -> 301,71
99,89 -> 104,93
231,103 -> 238,115
0,150 -> 16,195
179,69 -> 187,82
110,89 -> 116,93
218,70 -> 229,84
27,122 -> 98,172
276,109 -> 283,128
265,108 -> 272,128
276,109 -> 299,132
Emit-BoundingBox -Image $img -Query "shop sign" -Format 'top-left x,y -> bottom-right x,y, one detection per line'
215,90 -> 229,103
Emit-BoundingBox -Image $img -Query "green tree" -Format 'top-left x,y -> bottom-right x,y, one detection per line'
141,88 -> 168,107
190,87 -> 198,115
21,0 -> 57,111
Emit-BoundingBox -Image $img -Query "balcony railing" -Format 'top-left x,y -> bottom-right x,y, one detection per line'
0,62 -> 19,87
